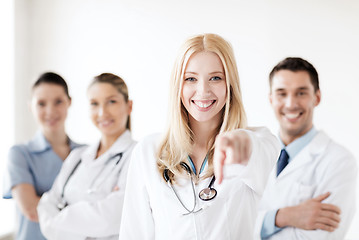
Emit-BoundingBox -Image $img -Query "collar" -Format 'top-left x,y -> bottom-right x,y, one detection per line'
280,127 -> 318,162
27,131 -> 52,153
187,155 -> 208,175
81,130 -> 134,164
27,131 -> 82,153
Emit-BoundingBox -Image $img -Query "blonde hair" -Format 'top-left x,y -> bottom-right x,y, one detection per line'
88,73 -> 131,130
156,33 -> 247,182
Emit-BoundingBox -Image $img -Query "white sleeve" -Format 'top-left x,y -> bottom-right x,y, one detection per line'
277,149 -> 357,240
119,142 -> 155,240
223,127 -> 280,195
37,149 -> 86,240
38,148 -> 131,239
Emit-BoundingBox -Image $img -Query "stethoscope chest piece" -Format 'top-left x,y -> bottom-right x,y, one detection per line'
199,187 -> 217,201
57,199 -> 68,211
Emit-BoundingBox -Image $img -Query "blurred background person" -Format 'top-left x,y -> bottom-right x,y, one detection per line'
37,73 -> 136,240
3,72 -> 82,240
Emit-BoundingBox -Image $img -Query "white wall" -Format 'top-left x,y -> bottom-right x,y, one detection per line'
8,0 -> 359,238
0,0 -> 15,237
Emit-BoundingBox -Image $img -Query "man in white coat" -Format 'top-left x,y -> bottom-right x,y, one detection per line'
255,57 -> 357,239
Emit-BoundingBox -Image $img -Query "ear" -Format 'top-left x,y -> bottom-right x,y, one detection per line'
127,100 -> 133,114
314,89 -> 321,106
28,100 -> 33,114
269,92 -> 273,105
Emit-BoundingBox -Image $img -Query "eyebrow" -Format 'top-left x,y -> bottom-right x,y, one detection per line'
275,86 -> 310,92
184,71 -> 224,75
89,94 -> 121,101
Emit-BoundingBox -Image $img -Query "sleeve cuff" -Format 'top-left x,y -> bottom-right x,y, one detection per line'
261,209 -> 282,239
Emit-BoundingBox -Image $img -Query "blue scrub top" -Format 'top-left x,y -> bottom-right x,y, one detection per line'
2,131 -> 82,240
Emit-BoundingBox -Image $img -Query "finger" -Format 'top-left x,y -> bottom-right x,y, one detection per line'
313,223 -> 336,232
213,148 -> 225,184
313,192 -> 330,202
213,136 -> 229,184
321,203 -> 341,215
317,216 -> 340,228
319,211 -> 341,224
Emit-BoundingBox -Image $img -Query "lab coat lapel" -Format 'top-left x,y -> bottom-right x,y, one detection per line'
276,131 -> 330,179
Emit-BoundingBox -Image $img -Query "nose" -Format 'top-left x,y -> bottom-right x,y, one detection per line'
98,104 -> 107,117
284,94 -> 298,108
45,104 -> 56,116
197,79 -> 210,96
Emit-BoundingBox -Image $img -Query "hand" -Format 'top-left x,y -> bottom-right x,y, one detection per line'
276,192 -> 341,231
213,130 -> 252,184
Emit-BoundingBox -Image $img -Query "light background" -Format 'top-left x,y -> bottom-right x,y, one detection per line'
1,0 -> 358,238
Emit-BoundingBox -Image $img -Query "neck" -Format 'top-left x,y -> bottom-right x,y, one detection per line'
280,126 -> 312,146
189,118 -> 219,171
97,130 -> 125,157
43,129 -> 68,147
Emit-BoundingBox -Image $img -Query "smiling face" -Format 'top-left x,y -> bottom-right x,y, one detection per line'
181,51 -> 227,127
31,83 -> 71,135
270,70 -> 321,145
87,82 -> 132,139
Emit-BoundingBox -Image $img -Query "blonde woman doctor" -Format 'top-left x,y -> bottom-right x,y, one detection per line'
119,34 -> 279,240
37,73 -> 136,240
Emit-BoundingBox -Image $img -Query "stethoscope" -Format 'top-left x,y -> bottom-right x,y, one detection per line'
57,152 -> 123,211
163,161 -> 217,215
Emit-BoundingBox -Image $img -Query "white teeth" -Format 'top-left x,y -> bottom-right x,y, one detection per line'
285,113 -> 300,119
99,120 -> 112,126
194,101 -> 214,108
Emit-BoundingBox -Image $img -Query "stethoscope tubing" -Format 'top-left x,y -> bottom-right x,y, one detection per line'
164,162 -> 217,215
57,152 -> 123,210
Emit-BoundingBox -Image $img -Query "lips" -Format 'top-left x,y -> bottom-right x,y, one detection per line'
98,119 -> 114,127
282,111 -> 303,122
192,100 -> 216,109
45,118 -> 60,126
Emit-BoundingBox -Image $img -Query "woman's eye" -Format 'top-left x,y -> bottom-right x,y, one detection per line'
185,77 -> 196,82
210,76 -> 222,81
55,99 -> 63,105
38,102 -> 45,107
90,102 -> 98,106
109,100 -> 117,104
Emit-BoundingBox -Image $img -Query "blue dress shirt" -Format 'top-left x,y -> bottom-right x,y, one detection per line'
2,131 -> 82,240
261,127 -> 318,239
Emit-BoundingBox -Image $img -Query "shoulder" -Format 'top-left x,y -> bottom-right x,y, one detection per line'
313,131 -> 357,167
62,145 -> 89,168
245,126 -> 275,137
9,144 -> 28,154
130,133 -> 161,167
8,144 -> 32,162
134,133 -> 161,151
244,126 -> 280,150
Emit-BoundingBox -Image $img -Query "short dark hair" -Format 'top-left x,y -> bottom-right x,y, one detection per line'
33,72 -> 70,99
269,57 -> 319,92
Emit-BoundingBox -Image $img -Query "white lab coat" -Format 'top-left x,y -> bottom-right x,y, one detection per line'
119,127 -> 279,240
38,130 -> 136,240
254,131 -> 358,240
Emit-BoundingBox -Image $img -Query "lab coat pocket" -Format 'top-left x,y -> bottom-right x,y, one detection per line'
295,182 -> 316,204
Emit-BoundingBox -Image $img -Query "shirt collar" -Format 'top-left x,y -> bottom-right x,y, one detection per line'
280,127 -> 318,162
27,131 -> 82,153
81,130 -> 134,163
27,131 -> 51,153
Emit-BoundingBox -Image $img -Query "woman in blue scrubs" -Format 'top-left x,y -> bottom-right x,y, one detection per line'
2,72 -> 82,240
